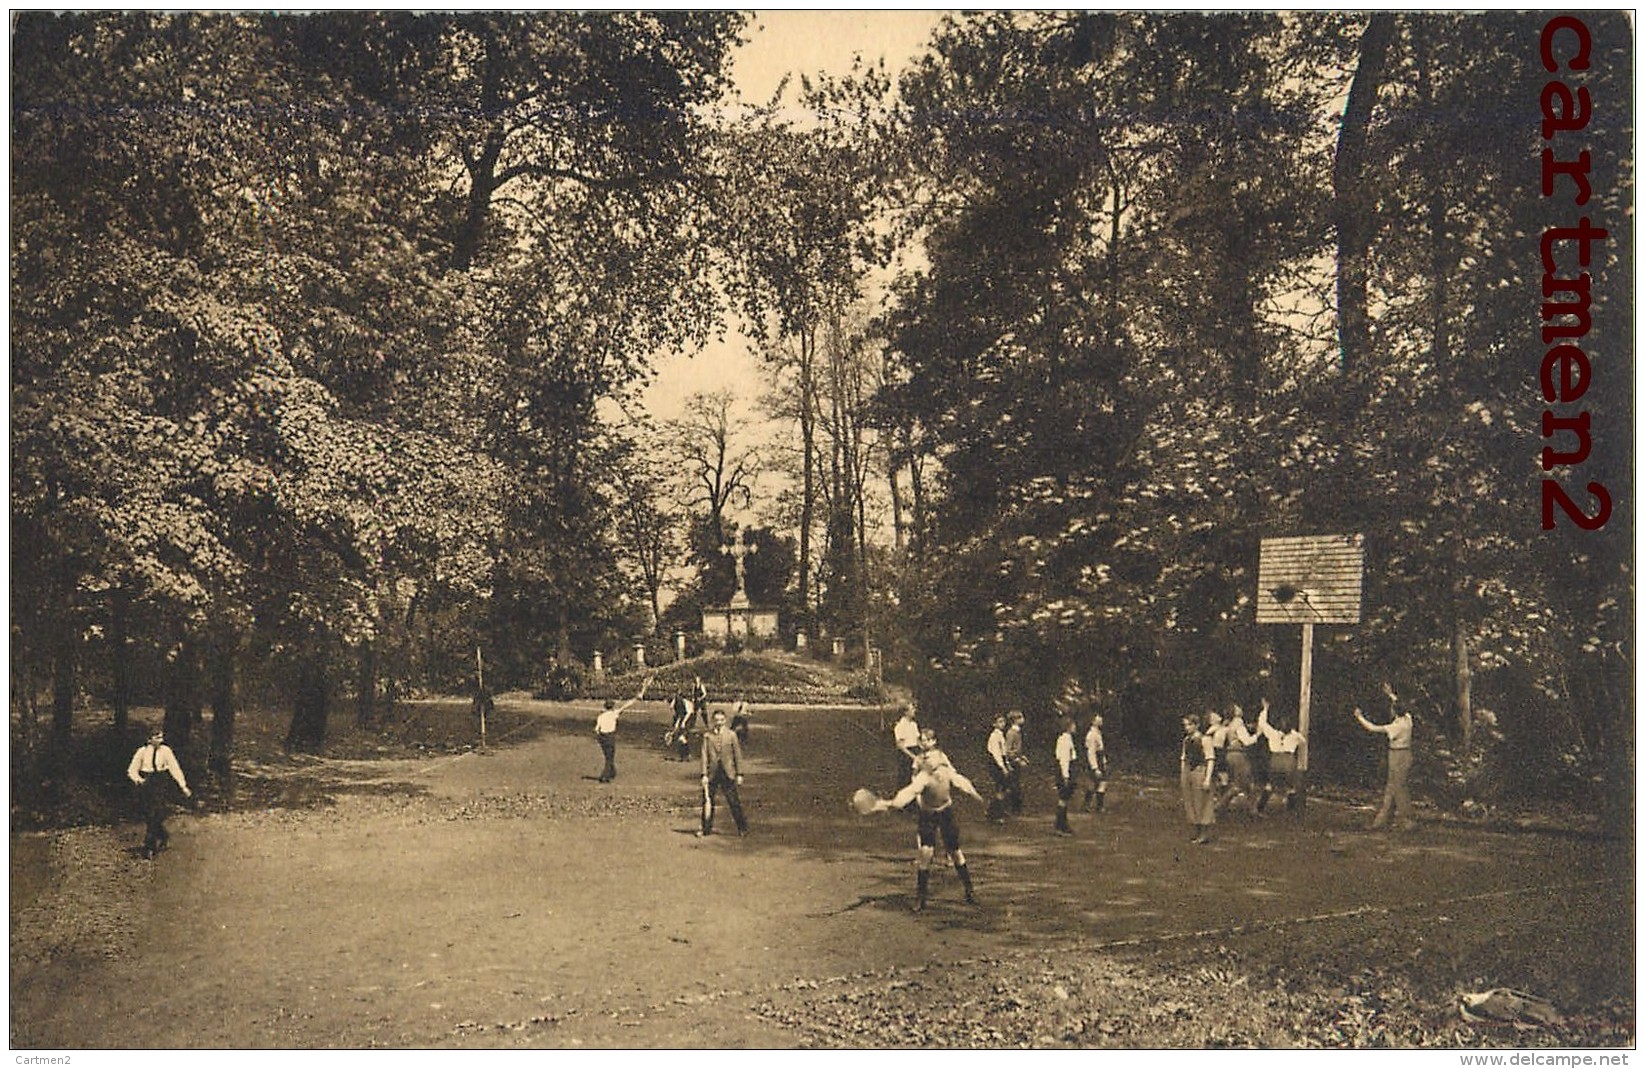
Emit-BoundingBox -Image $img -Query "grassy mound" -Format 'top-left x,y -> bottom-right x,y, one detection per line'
586,652 -> 889,705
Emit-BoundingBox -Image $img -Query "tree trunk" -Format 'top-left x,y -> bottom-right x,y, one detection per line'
208,633 -> 238,787
1334,13 -> 1397,381
402,589 -> 423,699
451,98 -> 506,271
110,587 -> 131,734
1103,158 -> 1127,347
1412,24 -> 1451,375
163,635 -> 202,757
14,657 -> 38,766
887,449 -> 905,550
286,646 -> 331,753
1454,618 -> 1473,759
908,450 -> 927,553
355,638 -> 378,726
50,627 -> 76,752
797,326 -> 817,623
556,603 -> 572,665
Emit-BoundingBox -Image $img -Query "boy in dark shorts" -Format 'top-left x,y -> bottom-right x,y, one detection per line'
870,732 -> 986,911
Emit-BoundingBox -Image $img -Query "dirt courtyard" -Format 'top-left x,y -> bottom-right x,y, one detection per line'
9,698 -> 1635,1049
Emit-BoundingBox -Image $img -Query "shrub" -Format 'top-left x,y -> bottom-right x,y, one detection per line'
540,661 -> 586,701
845,672 -> 889,704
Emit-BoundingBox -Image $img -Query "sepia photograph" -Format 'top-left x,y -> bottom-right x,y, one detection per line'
8,8 -> 1634,1054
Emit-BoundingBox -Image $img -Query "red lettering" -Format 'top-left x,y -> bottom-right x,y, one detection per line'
1541,81 -> 1592,138
1535,16 -> 1609,531
1540,275 -> 1593,344
1542,480 -> 1612,531
1541,409 -> 1594,469
1540,15 -> 1592,71
1540,345 -> 1591,402
1540,219 -> 1608,273
1541,149 -> 1593,205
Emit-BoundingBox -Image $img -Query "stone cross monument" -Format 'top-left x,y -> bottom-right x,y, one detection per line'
721,533 -> 757,609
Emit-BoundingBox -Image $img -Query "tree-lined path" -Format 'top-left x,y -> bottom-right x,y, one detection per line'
11,695 -> 1631,1049
10,11 -> 1633,1050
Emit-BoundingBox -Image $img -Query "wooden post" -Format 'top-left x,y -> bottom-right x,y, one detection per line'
475,646 -> 487,750
1455,620 -> 1473,759
1258,534 -> 1365,807
1297,622 -> 1313,772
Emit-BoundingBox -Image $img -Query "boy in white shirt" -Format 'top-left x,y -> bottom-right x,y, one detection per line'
1053,716 -> 1077,836
127,728 -> 193,858
594,673 -> 652,783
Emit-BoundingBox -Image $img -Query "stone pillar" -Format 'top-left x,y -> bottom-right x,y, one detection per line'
673,631 -> 686,662
633,643 -> 647,669
795,630 -> 808,651
832,637 -> 845,659
592,651 -> 604,679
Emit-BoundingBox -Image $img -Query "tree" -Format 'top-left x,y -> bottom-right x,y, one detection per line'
11,12 -> 748,770
883,11 -> 1330,660
717,62 -> 899,625
873,10 -> 1631,820
1333,14 -> 1397,382
667,390 -> 762,551
607,420 -> 689,632
1312,12 -> 1632,810
811,308 -> 889,658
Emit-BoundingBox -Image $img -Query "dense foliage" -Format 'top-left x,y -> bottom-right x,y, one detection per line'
12,11 -> 745,766
873,12 -> 1631,816
11,12 -> 1630,822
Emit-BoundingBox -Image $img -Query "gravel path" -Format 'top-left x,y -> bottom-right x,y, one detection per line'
10,700 -> 1634,1049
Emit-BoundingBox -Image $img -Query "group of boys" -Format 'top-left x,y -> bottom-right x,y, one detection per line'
869,694 -> 1111,912
596,673 -> 750,837
872,706 -> 983,912
868,686 -> 1304,912
1201,698 -> 1307,816
1050,707 -> 1109,835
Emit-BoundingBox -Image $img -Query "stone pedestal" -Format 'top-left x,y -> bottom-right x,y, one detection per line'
673,631 -> 686,662
633,643 -> 646,669
831,638 -> 845,658
701,604 -> 779,642
592,651 -> 604,678
795,630 -> 808,651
